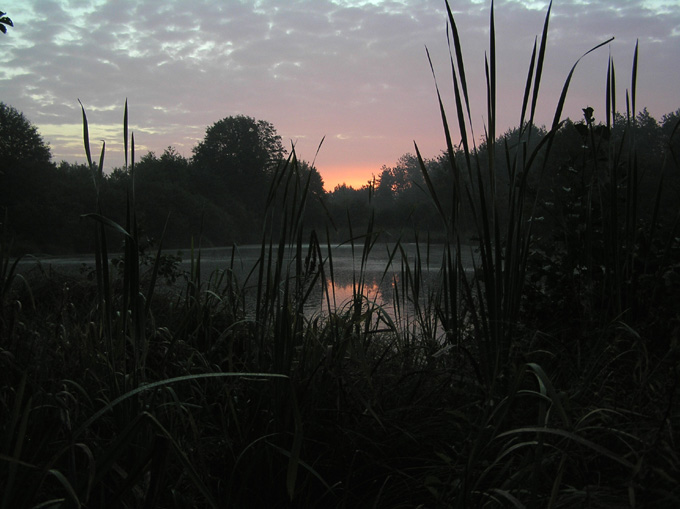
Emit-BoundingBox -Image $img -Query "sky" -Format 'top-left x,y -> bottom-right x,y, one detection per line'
2,0 -> 679,190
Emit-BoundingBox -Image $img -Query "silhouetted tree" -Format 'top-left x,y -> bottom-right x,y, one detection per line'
0,102 -> 51,167
327,183 -> 371,236
634,108 -> 663,156
48,162 -> 98,252
190,115 -> 287,238
661,108 -> 680,168
266,156 -> 328,235
192,115 -> 286,205
0,103 -> 57,252
137,147 -> 190,186
373,153 -> 441,232
131,147 -> 236,247
379,154 -> 425,195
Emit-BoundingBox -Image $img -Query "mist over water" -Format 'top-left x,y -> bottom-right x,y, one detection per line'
186,243 -> 477,315
18,242 -> 478,318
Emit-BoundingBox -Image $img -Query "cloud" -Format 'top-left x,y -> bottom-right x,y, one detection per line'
1,0 -> 678,189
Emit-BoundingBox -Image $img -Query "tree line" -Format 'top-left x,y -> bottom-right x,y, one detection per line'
1,101 -> 678,255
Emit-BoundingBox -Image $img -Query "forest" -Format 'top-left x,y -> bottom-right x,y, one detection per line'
2,101 -> 679,256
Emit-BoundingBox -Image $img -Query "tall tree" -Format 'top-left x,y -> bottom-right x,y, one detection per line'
661,109 -> 680,167
0,102 -> 51,168
190,115 -> 287,239
192,115 -> 286,205
131,147 -> 233,247
0,103 -> 55,252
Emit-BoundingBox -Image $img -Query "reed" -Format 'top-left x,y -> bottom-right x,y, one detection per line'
414,1 -> 680,506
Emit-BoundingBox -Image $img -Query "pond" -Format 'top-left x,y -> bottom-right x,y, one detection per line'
15,242 -> 478,318
178,243 -> 477,315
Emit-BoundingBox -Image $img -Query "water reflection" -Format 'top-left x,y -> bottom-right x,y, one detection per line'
187,243 -> 473,319
17,242 -> 477,319
306,276 -> 393,316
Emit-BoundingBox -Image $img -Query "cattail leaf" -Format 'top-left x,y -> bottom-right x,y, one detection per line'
631,40 -> 638,118
81,213 -> 133,240
551,36 -> 615,132
520,37 -> 537,135
78,100 -> 94,171
530,0 -> 552,127
498,426 -> 635,469
124,98 -> 128,168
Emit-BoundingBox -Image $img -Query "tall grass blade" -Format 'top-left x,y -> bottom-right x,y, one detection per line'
631,40 -> 638,121
529,0 -> 553,129
488,0 -> 496,146
81,214 -> 133,240
78,99 -> 94,183
426,47 -> 465,181
550,37 -> 615,132
445,0 -> 473,128
286,385 -> 303,501
497,427 -> 635,469
46,469 -> 81,508
606,54 -> 613,130
1,397 -> 31,509
416,143 -> 447,225
519,37 -> 537,135
526,363 -> 571,428
123,98 -> 128,169
74,372 -> 288,438
145,213 -> 172,314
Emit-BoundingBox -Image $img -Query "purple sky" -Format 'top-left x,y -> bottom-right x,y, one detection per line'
2,0 -> 679,190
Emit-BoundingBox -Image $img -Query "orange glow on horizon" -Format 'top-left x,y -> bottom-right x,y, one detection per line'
319,164 -> 382,192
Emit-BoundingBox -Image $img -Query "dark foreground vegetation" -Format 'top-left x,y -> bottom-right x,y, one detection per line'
2,2 -> 680,507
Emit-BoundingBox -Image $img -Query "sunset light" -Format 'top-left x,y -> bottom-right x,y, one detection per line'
2,1 -> 678,187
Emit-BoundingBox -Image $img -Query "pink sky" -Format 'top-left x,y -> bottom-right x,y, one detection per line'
2,0 -> 679,190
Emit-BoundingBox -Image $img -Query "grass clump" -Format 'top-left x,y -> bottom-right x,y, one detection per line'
2,1 -> 680,507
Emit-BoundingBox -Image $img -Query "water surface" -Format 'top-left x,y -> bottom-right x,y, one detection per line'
16,242 -> 478,316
